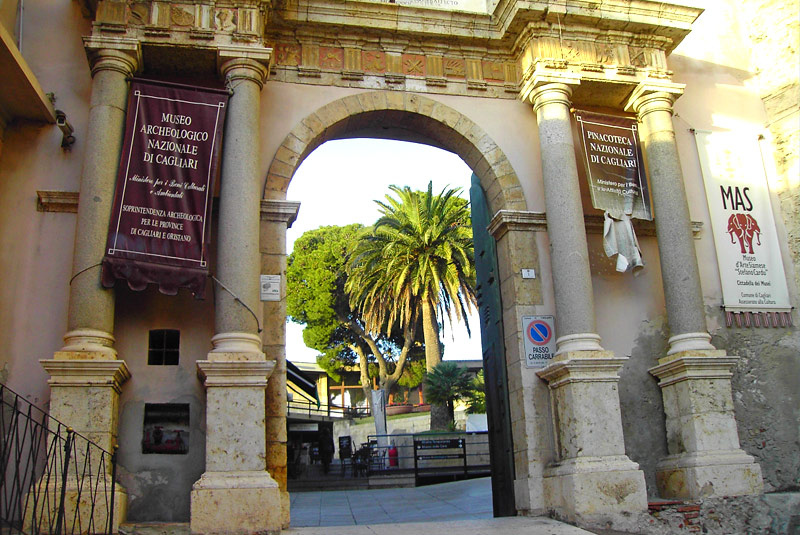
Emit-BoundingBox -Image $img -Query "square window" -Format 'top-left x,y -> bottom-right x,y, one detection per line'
148,329 -> 180,365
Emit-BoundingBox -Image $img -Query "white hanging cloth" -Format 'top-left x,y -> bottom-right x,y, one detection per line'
603,211 -> 644,273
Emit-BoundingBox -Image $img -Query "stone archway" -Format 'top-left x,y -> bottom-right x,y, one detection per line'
259,90 -> 548,526
262,91 -> 527,214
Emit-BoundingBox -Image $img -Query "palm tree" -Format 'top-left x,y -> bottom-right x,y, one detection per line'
424,361 -> 474,429
347,182 -> 476,429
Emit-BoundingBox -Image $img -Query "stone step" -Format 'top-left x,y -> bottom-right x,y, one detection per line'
119,522 -> 190,535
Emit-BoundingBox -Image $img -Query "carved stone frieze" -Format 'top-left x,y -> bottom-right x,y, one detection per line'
84,0 -> 698,101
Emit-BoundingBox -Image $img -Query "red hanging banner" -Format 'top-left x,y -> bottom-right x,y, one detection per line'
102,79 -> 229,298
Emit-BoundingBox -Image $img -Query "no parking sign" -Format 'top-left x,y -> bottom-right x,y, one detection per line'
522,315 -> 556,368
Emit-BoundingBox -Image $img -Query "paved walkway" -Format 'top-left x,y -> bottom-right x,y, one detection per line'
286,477 -> 594,534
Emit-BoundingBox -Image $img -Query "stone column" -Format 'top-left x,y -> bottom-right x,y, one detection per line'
260,199 -> 300,529
529,77 -> 601,354
191,46 -> 282,535
524,76 -> 647,524
63,36 -> 139,355
627,81 -> 763,499
37,36 -> 139,534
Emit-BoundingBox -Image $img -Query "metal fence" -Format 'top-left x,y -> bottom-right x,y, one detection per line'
287,399 -> 370,419
364,431 -> 491,480
0,384 -> 117,535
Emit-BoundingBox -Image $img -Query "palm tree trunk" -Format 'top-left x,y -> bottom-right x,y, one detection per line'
422,299 -> 449,430
422,299 -> 441,371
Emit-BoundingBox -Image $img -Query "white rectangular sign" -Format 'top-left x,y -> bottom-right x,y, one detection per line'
695,131 -> 791,311
522,315 -> 556,368
260,274 -> 281,302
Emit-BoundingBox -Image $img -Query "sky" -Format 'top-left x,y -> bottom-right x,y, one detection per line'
284,138 -> 483,364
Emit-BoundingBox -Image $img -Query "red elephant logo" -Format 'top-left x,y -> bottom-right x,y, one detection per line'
727,213 -> 761,254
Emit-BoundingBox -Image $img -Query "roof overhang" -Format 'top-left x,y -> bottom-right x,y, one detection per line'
0,23 -> 56,129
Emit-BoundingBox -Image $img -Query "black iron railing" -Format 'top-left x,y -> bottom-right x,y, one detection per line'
287,399 -> 369,419
0,384 -> 117,535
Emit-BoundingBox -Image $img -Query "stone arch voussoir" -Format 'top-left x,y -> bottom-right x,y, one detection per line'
263,91 -> 526,214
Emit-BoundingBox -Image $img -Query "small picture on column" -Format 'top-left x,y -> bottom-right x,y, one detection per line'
142,403 -> 190,454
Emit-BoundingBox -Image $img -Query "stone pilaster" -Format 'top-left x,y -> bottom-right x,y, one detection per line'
627,81 -> 763,499
536,352 -> 648,523
260,199 -> 300,529
528,75 -> 647,523
487,210 -> 550,516
191,46 -> 281,535
191,359 -> 279,534
37,359 -> 131,533
529,75 -> 602,354
649,352 -> 763,499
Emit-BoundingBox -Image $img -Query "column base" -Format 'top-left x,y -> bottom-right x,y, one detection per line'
656,450 -> 764,499
543,456 -> 648,523
191,471 -> 280,535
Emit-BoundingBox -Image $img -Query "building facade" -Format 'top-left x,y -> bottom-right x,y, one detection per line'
0,0 -> 797,533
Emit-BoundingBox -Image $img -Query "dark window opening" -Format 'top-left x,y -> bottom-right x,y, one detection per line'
142,403 -> 190,454
148,329 -> 179,365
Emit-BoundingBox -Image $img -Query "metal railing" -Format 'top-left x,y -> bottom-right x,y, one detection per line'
0,384 -> 117,535
360,431 -> 491,479
287,399 -> 369,420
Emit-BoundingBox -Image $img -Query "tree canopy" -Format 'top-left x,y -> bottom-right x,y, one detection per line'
286,224 -> 421,406
347,182 -> 476,372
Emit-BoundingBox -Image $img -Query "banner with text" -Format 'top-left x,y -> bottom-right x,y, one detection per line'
695,131 -> 791,314
102,79 -> 228,298
575,111 -> 652,220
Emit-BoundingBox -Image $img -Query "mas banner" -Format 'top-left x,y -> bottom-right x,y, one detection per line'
102,79 -> 228,298
575,111 -> 652,220
695,131 -> 791,320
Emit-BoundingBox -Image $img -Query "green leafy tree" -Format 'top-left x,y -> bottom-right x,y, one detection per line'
423,361 -> 473,428
346,182 -> 476,429
286,225 -> 419,413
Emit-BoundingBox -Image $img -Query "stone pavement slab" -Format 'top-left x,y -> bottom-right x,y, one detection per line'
287,477 -> 595,534
284,517 -> 594,535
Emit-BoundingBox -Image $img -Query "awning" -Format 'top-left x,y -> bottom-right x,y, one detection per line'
287,360 -> 320,406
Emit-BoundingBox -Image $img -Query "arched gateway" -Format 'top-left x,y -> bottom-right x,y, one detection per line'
9,0 -> 791,534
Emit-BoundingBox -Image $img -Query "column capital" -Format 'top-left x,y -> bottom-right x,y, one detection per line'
521,72 -> 580,108
488,210 -> 547,239
260,199 -> 301,227
83,36 -> 141,78
218,46 -> 272,89
624,80 -> 685,117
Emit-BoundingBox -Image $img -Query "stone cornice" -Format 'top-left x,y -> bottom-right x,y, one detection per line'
37,191 -> 79,213
260,199 -> 301,227
649,351 -> 737,388
536,351 -> 628,388
82,1 -> 702,99
40,359 -> 132,391
197,360 -> 276,387
488,210 -> 703,240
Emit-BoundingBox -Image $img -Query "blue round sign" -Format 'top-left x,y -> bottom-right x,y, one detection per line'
526,320 -> 552,346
